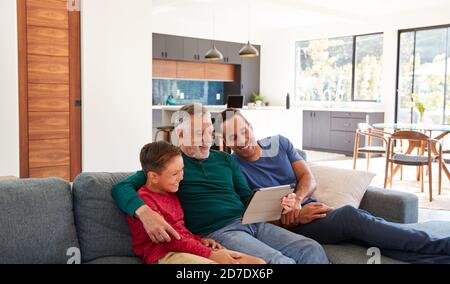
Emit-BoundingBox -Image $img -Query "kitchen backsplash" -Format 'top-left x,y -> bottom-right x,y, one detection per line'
153,79 -> 225,105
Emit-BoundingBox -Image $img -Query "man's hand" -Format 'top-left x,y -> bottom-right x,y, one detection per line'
281,202 -> 334,227
135,205 -> 181,243
281,193 -> 297,214
209,250 -> 241,264
281,198 -> 303,227
201,238 -> 223,250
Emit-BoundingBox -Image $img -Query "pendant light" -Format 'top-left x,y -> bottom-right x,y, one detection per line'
205,9 -> 224,61
239,0 -> 259,58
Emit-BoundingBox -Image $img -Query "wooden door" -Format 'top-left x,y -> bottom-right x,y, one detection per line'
18,0 -> 81,181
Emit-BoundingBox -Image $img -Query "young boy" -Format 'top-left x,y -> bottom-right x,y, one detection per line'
128,141 -> 278,264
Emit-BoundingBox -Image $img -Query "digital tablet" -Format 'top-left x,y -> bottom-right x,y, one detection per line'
242,185 -> 295,225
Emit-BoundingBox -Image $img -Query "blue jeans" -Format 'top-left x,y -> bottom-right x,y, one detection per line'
291,205 -> 450,264
208,218 -> 329,264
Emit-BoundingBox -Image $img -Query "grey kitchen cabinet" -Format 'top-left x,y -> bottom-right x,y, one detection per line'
302,111 -> 331,149
153,34 -> 184,60
183,37 -> 199,61
153,34 -> 166,59
241,45 -> 260,104
303,110 -> 384,155
303,111 -> 313,148
153,33 -> 261,105
184,37 -> 213,61
215,41 -> 242,64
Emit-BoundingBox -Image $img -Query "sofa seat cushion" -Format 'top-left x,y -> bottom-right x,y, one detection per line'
0,178 -> 79,264
73,172 -> 136,263
323,244 -> 405,264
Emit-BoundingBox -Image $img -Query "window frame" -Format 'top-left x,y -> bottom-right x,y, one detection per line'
394,24 -> 450,124
294,32 -> 384,103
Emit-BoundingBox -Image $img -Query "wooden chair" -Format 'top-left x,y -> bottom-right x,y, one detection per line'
384,130 -> 442,202
353,123 -> 391,172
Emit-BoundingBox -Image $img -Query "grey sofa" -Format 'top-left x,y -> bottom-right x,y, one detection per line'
0,172 -> 448,264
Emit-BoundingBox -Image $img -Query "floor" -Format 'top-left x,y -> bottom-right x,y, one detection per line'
305,150 -> 450,222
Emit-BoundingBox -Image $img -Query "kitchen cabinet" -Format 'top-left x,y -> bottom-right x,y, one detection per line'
215,41 -> 242,64
176,61 -> 205,80
204,63 -> 234,81
153,33 -> 261,104
152,59 -> 176,78
183,37 -> 212,62
303,110 -> 384,155
153,34 -> 184,60
302,111 -> 331,149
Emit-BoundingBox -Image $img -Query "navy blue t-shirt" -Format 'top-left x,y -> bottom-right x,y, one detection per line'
232,135 -> 303,190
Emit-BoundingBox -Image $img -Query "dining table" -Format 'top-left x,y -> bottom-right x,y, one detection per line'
373,123 -> 450,181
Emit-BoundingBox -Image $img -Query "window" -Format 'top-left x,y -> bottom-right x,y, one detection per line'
396,26 -> 450,124
295,33 -> 383,102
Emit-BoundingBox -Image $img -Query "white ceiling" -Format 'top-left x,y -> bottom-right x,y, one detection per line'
152,0 -> 450,31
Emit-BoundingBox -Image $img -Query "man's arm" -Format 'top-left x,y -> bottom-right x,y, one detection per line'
111,171 -> 147,217
292,160 -> 317,204
112,171 -> 180,242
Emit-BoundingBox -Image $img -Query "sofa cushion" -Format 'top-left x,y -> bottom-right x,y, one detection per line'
310,164 -> 375,209
323,244 -> 405,264
72,172 -> 136,263
0,178 -> 79,264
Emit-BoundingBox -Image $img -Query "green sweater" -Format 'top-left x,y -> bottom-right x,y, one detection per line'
112,150 -> 253,236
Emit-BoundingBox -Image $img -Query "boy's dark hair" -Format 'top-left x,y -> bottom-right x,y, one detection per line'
140,141 -> 181,175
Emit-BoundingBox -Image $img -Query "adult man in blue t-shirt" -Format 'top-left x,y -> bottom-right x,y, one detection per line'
220,108 -> 450,264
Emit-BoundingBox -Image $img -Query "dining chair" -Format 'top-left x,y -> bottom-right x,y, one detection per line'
353,123 -> 392,172
384,130 -> 442,202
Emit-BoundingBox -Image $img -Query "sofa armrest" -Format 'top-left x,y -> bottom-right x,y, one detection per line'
359,186 -> 418,224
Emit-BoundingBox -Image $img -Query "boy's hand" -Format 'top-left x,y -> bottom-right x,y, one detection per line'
201,238 -> 223,250
281,193 -> 297,214
209,250 -> 241,264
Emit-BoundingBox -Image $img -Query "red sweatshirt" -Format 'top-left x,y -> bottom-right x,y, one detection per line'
127,186 -> 213,264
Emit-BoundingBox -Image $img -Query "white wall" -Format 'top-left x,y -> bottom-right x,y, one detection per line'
81,0 -> 153,172
259,5 -> 450,123
0,0 -> 19,177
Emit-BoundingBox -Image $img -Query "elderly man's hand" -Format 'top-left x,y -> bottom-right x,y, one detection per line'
135,205 -> 181,243
281,202 -> 334,227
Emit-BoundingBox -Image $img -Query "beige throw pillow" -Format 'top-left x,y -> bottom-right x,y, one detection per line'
309,164 -> 376,209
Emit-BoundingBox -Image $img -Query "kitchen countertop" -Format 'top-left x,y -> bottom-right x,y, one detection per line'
152,105 -> 384,113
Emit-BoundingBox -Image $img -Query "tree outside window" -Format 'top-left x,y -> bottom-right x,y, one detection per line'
397,26 -> 450,125
295,33 -> 383,102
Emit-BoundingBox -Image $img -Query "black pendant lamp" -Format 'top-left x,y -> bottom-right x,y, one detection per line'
205,10 -> 224,61
240,0 -> 259,58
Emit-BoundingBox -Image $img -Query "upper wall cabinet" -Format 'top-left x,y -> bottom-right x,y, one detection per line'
155,34 -> 247,65
153,34 -> 184,60
183,38 -> 215,62
215,41 -> 242,65
183,37 -> 200,61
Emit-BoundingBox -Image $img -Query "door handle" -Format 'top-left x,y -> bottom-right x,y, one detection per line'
75,100 -> 81,107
